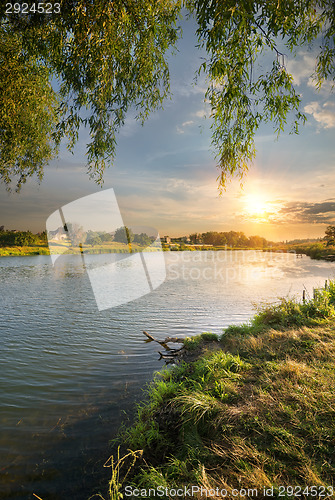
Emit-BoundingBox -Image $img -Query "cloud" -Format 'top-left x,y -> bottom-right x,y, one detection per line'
309,79 -> 335,94
286,51 -> 334,94
236,198 -> 335,226
275,200 -> 335,224
182,120 -> 194,127
286,52 -> 315,86
176,106 -> 210,134
176,120 -> 194,134
193,109 -> 207,119
304,101 -> 335,129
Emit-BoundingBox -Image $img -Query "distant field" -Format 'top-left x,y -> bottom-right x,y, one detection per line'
3,240 -> 331,258
0,246 -> 50,256
0,241 -> 162,256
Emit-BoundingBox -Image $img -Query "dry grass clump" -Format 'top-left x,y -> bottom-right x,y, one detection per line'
275,359 -> 313,381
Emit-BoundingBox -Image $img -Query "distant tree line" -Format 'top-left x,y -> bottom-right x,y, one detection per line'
83,227 -> 154,247
6,226 -> 321,249
189,231 -> 273,248
0,227 -> 47,246
0,225 -> 157,248
0,226 -> 276,249
85,229 -> 114,247
113,227 -> 154,247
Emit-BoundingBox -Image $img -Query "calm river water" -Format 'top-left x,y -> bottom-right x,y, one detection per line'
1,251 -> 335,499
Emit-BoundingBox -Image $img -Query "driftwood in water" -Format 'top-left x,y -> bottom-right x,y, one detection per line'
143,331 -> 185,345
143,331 -> 185,361
158,346 -> 185,358
142,331 -> 157,342
158,351 -> 178,360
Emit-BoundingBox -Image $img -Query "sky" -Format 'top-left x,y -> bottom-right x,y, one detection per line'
1,14 -> 335,242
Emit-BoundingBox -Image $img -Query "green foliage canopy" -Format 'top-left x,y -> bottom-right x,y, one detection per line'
114,226 -> 134,244
0,26 -> 59,190
199,230 -> 268,247
133,232 -> 152,246
0,229 -> 39,246
86,231 -> 102,247
1,0 -> 181,190
0,0 -> 334,191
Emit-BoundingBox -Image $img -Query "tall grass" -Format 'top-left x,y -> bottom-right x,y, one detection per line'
292,241 -> 335,260
0,246 -> 50,256
223,282 -> 335,338
89,448 -> 142,500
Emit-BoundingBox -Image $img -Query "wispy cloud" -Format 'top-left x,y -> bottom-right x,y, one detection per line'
193,109 -> 208,119
176,106 -> 209,133
274,200 -> 335,224
182,120 -> 194,127
235,197 -> 335,226
304,101 -> 335,129
176,120 -> 195,134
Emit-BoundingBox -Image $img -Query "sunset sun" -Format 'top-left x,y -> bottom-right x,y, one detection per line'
242,193 -> 276,221
246,196 -> 268,216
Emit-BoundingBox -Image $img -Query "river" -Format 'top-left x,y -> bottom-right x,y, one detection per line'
1,251 -> 334,499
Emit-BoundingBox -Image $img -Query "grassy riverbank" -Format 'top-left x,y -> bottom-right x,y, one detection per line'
290,241 -> 335,261
0,245 -> 49,256
104,286 -> 335,500
0,241 -> 331,259
0,243 -> 278,256
0,244 -> 290,257
0,242 -> 164,256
